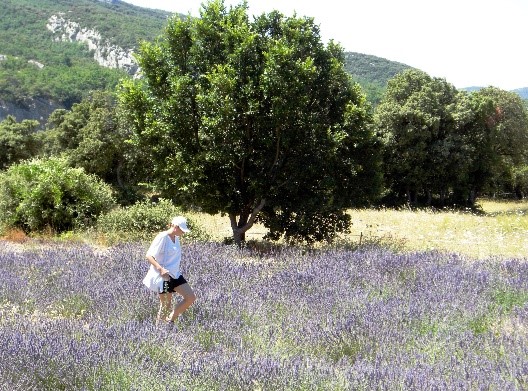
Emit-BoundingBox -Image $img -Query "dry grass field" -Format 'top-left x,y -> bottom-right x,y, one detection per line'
345,199 -> 528,260
188,199 -> 528,260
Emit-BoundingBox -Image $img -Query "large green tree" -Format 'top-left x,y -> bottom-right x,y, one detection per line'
444,88 -> 528,203
118,0 -> 381,244
473,87 -> 528,197
375,69 -> 463,205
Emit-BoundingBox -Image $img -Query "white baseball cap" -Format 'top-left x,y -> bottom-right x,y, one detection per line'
171,216 -> 190,232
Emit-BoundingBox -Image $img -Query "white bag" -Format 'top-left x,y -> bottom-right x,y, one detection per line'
142,266 -> 164,293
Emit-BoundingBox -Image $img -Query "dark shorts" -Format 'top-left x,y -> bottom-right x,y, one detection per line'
160,275 -> 187,294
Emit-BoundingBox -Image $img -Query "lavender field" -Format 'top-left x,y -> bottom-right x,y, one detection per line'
1,240 -> 527,390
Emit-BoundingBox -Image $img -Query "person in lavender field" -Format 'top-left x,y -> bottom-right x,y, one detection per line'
143,216 -> 196,325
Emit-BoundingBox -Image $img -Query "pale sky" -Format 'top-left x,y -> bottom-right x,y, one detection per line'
124,0 -> 527,90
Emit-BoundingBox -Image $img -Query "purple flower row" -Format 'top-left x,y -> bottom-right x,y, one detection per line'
0,240 -> 526,389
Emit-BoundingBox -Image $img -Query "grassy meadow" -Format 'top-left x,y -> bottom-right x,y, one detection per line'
0,200 -> 527,389
345,199 -> 528,260
186,199 -> 528,260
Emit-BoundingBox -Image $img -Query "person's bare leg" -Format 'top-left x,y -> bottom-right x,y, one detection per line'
168,283 -> 196,321
157,292 -> 172,325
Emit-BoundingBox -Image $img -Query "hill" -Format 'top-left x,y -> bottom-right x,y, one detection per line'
343,52 -> 413,105
0,0 -> 423,123
0,0 -> 173,123
513,87 -> 528,100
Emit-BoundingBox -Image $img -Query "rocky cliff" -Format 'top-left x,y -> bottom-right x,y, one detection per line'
0,97 -> 65,124
46,13 -> 139,77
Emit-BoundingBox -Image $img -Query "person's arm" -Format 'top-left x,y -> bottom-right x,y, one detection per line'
146,255 -> 170,279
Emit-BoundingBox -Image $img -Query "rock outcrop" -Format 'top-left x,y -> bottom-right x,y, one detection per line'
0,97 -> 65,124
46,13 -> 139,76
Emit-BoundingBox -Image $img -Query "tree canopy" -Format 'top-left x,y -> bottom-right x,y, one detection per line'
118,0 -> 382,244
375,69 -> 528,206
0,116 -> 40,170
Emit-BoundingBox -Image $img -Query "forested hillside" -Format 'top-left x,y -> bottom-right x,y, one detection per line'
0,0 -> 414,124
343,52 -> 412,105
0,0 -> 172,122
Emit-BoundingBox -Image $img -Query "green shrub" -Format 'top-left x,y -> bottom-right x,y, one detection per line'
96,199 -> 210,242
0,157 -> 115,233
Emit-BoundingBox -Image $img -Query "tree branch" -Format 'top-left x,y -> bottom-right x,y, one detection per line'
230,198 -> 266,235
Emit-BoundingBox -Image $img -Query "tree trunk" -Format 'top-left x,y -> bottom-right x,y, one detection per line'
229,199 -> 266,247
406,188 -> 411,204
232,229 -> 246,245
468,189 -> 477,206
116,159 -> 124,188
439,189 -> 446,206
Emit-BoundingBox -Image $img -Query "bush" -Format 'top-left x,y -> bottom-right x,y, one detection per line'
0,157 -> 115,233
96,199 -> 210,242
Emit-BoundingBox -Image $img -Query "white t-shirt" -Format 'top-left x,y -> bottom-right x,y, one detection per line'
143,231 -> 182,292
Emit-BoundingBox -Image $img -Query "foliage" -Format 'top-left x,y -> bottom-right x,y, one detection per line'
0,156 -> 115,233
473,87 -> 528,195
39,90 -> 141,203
376,69 -> 463,205
512,165 -> 528,198
375,69 -> 528,206
119,0 -> 383,244
96,199 -> 210,242
0,242 -> 526,389
0,115 -> 40,170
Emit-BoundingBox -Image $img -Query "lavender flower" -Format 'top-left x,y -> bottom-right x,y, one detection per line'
0,240 -> 526,389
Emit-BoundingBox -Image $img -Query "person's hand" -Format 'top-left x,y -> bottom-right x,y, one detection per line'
159,267 -> 170,281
